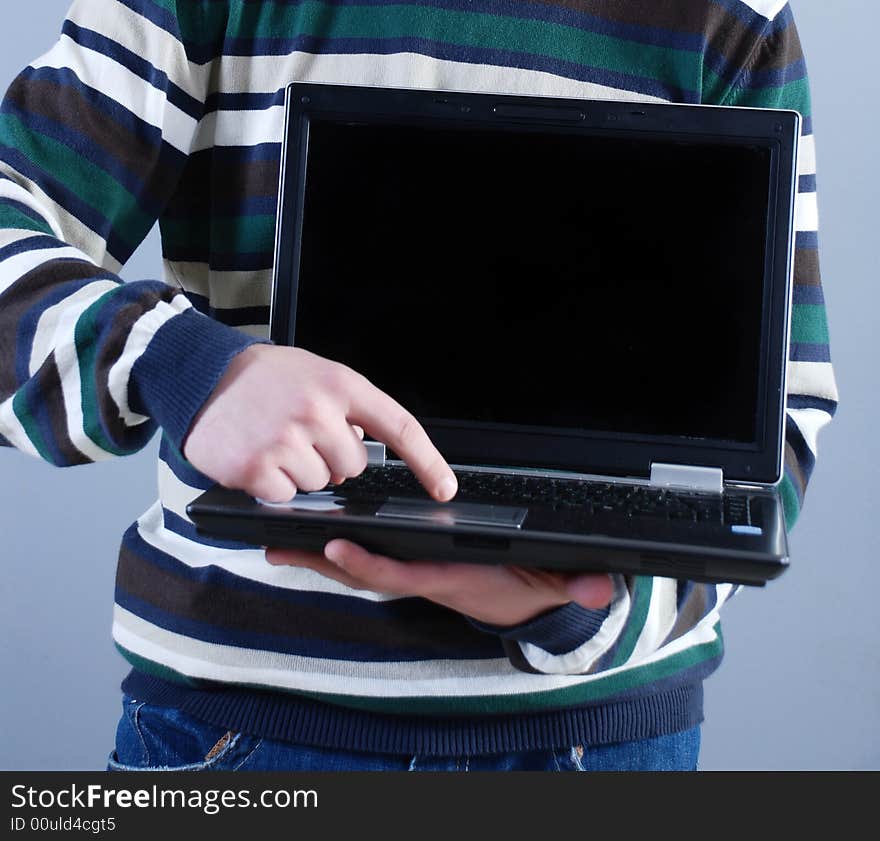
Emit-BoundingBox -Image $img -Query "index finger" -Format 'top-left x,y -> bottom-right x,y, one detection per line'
345,376 -> 457,501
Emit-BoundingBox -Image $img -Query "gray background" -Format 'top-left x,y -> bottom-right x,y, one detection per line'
0,1 -> 876,770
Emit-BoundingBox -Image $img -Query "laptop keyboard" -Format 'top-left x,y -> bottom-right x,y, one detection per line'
338,466 -> 752,525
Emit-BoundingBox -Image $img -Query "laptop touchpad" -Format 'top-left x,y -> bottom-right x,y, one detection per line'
376,498 -> 527,529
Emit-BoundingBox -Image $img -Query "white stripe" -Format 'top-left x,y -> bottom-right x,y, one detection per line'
518,576 -> 631,674
736,0 -> 789,19
0,245 -> 93,296
113,605 -> 592,696
66,0 -> 209,101
106,296 -> 192,427
798,134 -> 816,177
787,407 -> 833,456
31,35 -> 198,155
0,228 -> 45,252
795,190 -> 818,233
0,394 -> 41,458
0,162 -> 121,272
0,180 -> 62,239
165,261 -> 274,310
628,577 -> 680,664
113,593 -> 725,696
136,496 -> 398,601
787,361 -> 839,402
210,51 -> 666,103
48,287 -> 125,461
195,52 -> 665,150
30,279 -> 119,376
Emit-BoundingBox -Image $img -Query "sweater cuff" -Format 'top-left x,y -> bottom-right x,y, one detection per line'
469,602 -> 612,655
129,307 -> 268,452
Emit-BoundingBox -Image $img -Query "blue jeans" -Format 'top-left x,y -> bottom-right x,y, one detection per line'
107,694 -> 700,772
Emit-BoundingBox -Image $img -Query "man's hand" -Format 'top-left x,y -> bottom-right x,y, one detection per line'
266,540 -> 615,626
183,344 -> 458,503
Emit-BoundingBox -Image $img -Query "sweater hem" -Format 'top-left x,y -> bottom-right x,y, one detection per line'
121,669 -> 704,756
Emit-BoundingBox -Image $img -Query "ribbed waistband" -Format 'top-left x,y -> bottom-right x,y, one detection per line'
121,670 -> 704,756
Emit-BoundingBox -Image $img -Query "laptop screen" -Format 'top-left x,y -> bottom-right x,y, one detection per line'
293,118 -> 772,447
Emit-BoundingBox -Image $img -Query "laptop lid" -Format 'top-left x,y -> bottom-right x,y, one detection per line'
271,83 -> 800,486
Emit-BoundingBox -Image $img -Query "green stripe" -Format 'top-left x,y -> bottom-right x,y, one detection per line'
115,643 -> 202,688
0,204 -> 53,236
791,303 -> 829,345
609,576 -> 653,668
0,113 -> 153,253
160,214 -> 276,256
226,2 -> 700,85
294,631 -> 723,715
74,287 -> 131,457
721,76 -> 811,114
779,473 -> 800,530
11,388 -> 54,461
116,627 -> 722,716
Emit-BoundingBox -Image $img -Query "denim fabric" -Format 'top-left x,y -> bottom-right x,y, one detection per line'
107,694 -> 701,772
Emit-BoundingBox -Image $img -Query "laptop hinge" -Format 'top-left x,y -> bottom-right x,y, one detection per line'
365,440 -> 387,466
650,463 -> 723,494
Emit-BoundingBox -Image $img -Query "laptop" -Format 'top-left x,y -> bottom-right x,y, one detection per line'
187,82 -> 800,586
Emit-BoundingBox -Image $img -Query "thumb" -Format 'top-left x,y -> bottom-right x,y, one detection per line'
564,573 -> 616,610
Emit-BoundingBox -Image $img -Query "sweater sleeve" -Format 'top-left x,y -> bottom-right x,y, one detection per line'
717,4 -> 839,529
471,2 -> 838,675
0,0 -> 262,464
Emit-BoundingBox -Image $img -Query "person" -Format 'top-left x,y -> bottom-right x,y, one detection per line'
0,0 -> 837,772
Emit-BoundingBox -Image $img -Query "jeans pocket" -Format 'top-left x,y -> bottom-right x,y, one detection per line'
107,695 -> 254,772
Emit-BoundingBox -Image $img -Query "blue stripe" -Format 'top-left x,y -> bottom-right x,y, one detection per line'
163,507 -> 257,551
0,145 -> 131,261
61,21 -> 203,121
204,90 -> 287,114
786,414 -> 816,477
795,231 -> 818,250
0,234 -> 68,265
183,291 -> 270,328
162,194 -> 277,218
115,586 -> 481,661
118,525 -> 501,660
0,432 -> 10,447
792,284 -> 824,305
220,35 -> 695,102
787,394 -> 837,416
0,101 -> 167,219
17,66 -> 174,150
160,248 -> 274,272
709,0 -> 792,30
799,174 -> 816,193
731,57 -> 807,91
801,115 -> 813,135
0,197 -> 51,229
159,435 -> 225,491
208,142 -> 283,164
790,342 -> 831,363
17,375 -> 67,465
16,272 -> 114,386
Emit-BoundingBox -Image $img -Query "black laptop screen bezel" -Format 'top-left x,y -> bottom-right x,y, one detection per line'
271,83 -> 799,485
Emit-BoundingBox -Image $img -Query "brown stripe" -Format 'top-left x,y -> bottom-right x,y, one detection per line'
664,584 -> 710,645
535,0 -> 802,68
793,248 -> 821,287
33,354 -> 92,465
92,285 -> 181,447
116,542 -> 491,656
784,442 -> 806,497
166,151 -> 279,216
6,77 -> 182,209
0,258 -> 109,400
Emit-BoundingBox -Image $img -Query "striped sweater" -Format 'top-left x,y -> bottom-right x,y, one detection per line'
0,0 -> 838,753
